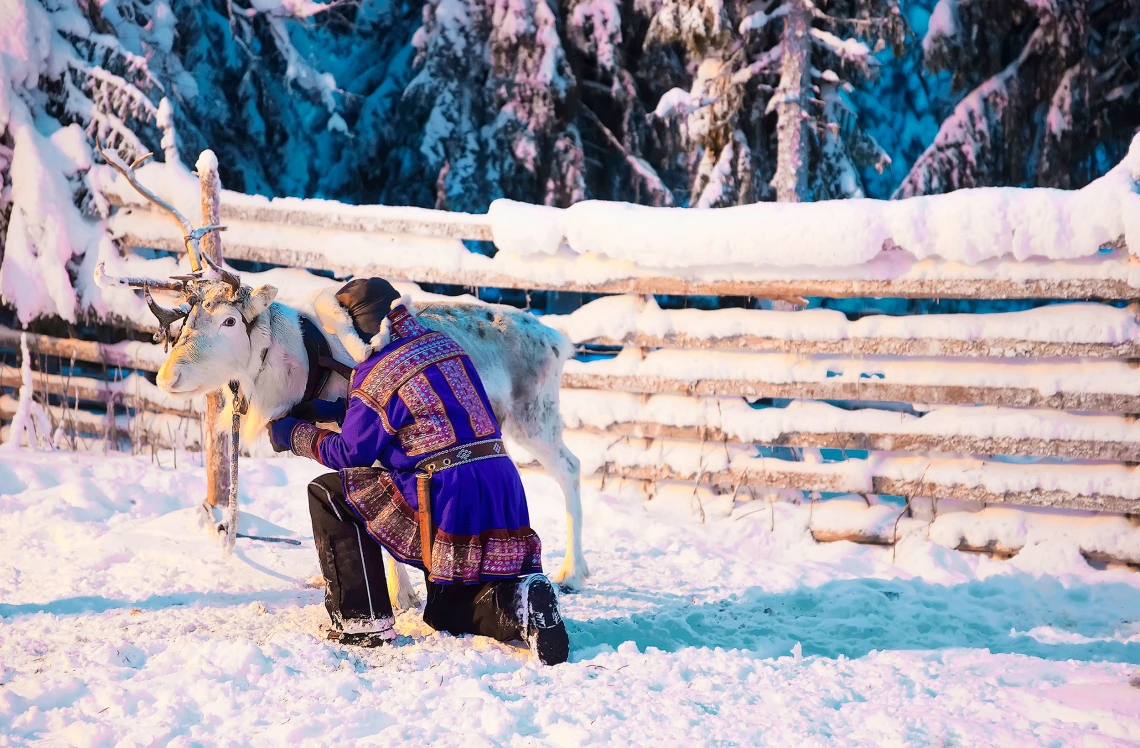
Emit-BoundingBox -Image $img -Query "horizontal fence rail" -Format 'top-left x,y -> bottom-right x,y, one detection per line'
9,164 -> 1140,555
561,372 -> 1140,412
568,422 -> 1140,463
572,332 -> 1140,359
110,206 -> 1140,300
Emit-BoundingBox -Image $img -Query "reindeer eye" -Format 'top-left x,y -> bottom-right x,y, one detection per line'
222,318 -> 237,327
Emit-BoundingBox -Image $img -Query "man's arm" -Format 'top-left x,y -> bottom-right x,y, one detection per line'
271,394 -> 409,470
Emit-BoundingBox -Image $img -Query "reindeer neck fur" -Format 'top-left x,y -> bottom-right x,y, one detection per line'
231,301 -> 309,442
229,291 -> 412,443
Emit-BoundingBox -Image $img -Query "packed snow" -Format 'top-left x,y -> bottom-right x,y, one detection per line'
3,449 -> 1140,744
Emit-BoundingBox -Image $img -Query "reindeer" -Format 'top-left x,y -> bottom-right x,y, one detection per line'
96,146 -> 590,606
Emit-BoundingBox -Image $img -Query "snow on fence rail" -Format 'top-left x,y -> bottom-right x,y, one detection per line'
545,295 -> 1140,359
7,142 -> 1140,554
101,134 -> 1140,300
557,431 -> 1140,515
559,392 -> 1140,463
112,208 -> 1140,300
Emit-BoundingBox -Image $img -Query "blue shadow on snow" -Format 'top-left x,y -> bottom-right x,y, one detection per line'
0,589 -> 319,619
567,573 -> 1140,664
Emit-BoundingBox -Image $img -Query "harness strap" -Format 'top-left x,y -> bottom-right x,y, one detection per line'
299,317 -> 341,401
414,439 -> 509,576
319,355 -> 354,382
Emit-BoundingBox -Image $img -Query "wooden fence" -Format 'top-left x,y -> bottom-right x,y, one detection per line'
5,169 -> 1140,562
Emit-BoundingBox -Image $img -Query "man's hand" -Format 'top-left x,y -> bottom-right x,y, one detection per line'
289,398 -> 347,426
267,417 -> 301,453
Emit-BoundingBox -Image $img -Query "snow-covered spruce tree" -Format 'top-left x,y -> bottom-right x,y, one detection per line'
562,0 -> 678,205
895,0 -> 1140,196
164,0 -> 421,201
395,0 -> 591,210
646,0 -> 907,205
0,0 -> 175,325
846,0 -> 950,198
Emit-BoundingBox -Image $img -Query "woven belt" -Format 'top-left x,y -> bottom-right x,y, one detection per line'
415,438 -> 509,474
414,438 -> 509,572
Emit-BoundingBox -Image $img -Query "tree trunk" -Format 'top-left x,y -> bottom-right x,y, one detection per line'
771,0 -> 811,203
197,150 -> 231,508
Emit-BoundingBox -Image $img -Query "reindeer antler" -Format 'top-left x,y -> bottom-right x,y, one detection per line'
94,262 -> 192,292
94,263 -> 194,350
200,251 -> 242,297
144,284 -> 192,351
97,141 -> 227,274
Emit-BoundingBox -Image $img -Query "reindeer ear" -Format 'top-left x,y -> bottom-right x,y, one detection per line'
244,285 -> 278,320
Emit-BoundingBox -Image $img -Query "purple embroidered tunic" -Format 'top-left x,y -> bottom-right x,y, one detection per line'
290,305 -> 542,584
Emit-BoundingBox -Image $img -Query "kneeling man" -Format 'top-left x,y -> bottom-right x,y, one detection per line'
269,279 -> 569,665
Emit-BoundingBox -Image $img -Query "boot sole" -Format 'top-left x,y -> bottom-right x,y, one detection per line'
523,576 -> 570,666
324,629 -> 394,648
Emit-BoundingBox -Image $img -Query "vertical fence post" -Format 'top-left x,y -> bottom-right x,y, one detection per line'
197,151 -> 230,507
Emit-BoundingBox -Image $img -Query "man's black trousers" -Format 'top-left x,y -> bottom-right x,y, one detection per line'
308,472 -> 522,641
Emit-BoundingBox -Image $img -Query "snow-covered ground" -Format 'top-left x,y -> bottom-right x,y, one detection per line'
3,450 -> 1140,745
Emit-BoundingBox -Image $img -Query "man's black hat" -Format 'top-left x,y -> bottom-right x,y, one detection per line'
336,277 -> 402,339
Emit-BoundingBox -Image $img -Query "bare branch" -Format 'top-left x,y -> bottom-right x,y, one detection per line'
97,141 -> 204,272
581,106 -> 675,207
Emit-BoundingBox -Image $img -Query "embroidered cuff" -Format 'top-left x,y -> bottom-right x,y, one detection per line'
290,421 -> 327,463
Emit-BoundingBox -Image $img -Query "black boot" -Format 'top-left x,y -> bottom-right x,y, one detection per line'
514,574 -> 570,666
309,473 -> 397,648
423,574 -> 570,665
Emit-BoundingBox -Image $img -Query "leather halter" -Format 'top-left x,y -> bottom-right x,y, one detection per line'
299,316 -> 353,401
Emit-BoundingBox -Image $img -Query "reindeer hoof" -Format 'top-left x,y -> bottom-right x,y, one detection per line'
550,556 -> 590,593
395,589 -> 422,611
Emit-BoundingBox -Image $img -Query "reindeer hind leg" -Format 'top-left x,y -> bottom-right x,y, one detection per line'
505,392 -> 589,592
549,438 -> 588,591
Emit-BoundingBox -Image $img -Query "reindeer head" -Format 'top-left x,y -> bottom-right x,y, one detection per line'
97,257 -> 279,396
96,143 -> 278,397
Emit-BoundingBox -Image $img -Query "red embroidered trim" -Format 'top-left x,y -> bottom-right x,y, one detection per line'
290,421 -> 329,463
376,404 -> 396,435
342,467 -> 421,562
396,372 -> 457,456
388,305 -> 426,339
341,467 -> 543,582
438,358 -> 497,438
432,529 -> 543,583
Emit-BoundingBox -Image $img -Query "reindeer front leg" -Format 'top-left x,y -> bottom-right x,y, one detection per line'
385,552 -> 422,611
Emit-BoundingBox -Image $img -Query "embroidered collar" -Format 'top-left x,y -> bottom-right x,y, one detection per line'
388,305 -> 429,341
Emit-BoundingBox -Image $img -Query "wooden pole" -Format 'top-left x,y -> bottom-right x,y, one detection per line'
197,151 -> 230,508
